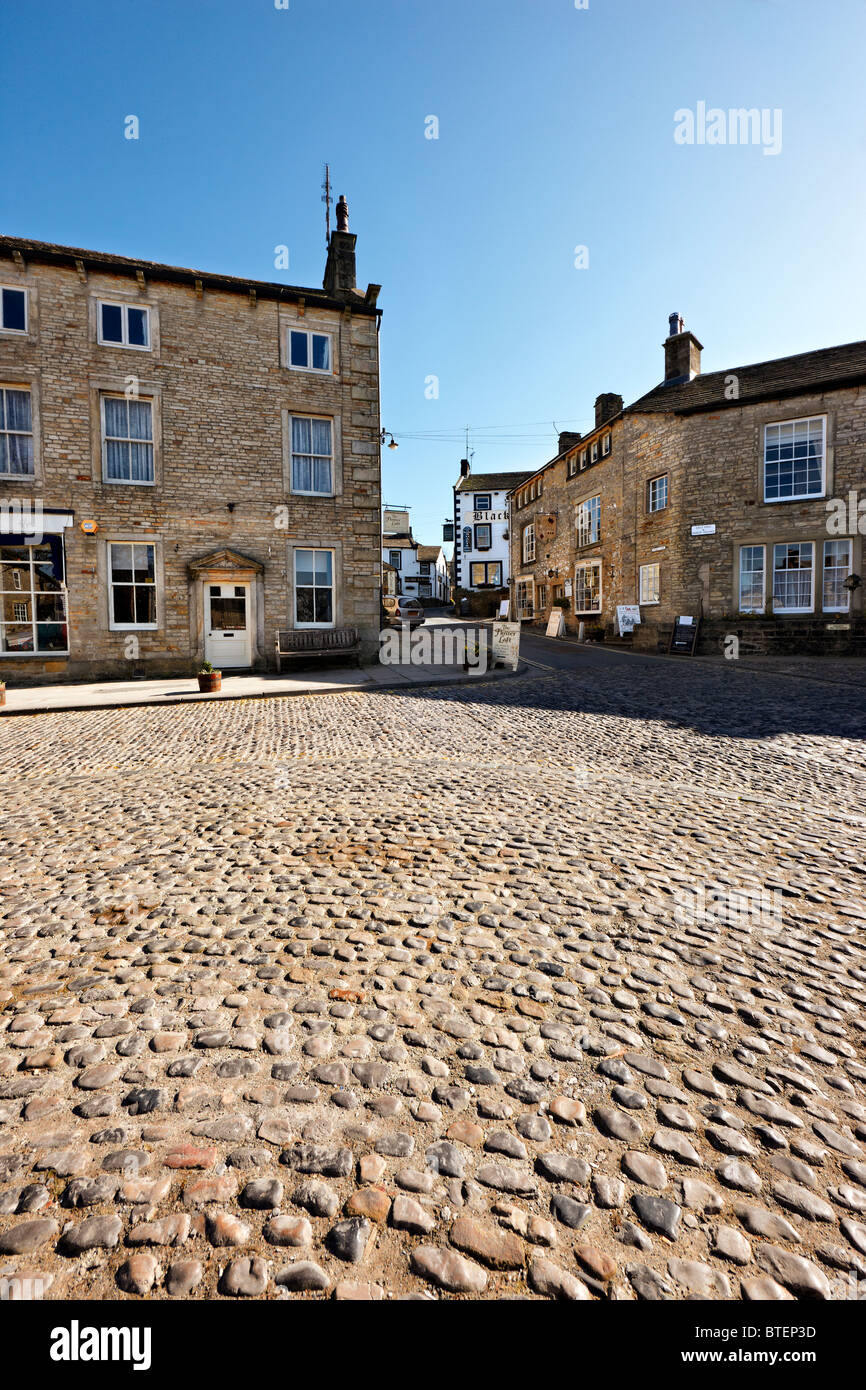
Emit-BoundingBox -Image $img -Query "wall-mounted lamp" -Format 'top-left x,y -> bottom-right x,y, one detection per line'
380,430 -> 399,450
227,502 -> 236,513
843,573 -> 861,591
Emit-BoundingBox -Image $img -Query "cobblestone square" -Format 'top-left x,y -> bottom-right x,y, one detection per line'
1,657 -> 864,1301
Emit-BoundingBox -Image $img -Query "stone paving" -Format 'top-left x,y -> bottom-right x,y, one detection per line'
0,659 -> 865,1301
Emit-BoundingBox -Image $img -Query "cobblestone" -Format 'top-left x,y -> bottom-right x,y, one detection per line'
0,665 -> 864,1299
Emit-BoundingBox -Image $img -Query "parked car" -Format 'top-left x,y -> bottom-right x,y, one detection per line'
383,594 -> 426,628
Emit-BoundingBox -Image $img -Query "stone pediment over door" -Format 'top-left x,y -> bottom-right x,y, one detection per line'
188,548 -> 265,579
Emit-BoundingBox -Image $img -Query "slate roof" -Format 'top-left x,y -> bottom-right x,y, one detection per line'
0,234 -> 380,316
456,470 -> 536,493
417,545 -> 443,561
628,339 -> 866,416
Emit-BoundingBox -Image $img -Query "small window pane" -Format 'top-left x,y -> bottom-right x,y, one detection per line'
127,307 -> 148,347
290,331 -> 309,367
312,334 -> 330,371
101,303 -> 124,342
110,543 -> 134,582
295,551 -> 315,586
2,288 -> 26,332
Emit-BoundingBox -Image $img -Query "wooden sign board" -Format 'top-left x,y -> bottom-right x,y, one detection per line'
546,609 -> 566,638
668,614 -> 700,655
616,604 -> 641,636
536,513 -> 558,542
491,621 -> 520,669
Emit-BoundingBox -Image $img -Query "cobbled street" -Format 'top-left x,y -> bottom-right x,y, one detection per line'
1,654 -> 865,1302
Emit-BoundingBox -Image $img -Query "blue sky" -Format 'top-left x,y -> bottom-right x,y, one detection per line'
2,0 -> 865,547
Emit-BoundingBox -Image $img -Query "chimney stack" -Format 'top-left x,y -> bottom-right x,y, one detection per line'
663,313 -> 702,384
460,458 -> 471,478
323,193 -> 357,297
594,393 -> 623,429
558,430 -> 582,455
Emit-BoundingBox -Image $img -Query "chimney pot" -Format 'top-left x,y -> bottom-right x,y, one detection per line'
336,195 -> 349,232
669,311 -> 684,337
460,458 -> 471,478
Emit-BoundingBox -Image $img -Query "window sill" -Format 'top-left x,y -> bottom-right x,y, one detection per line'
0,650 -> 69,657
762,493 -> 825,505
291,490 -> 336,499
97,340 -> 152,352
103,478 -> 156,488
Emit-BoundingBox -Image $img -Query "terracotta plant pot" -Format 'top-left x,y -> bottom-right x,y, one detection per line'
0,685 -> 5,707
197,672 -> 221,693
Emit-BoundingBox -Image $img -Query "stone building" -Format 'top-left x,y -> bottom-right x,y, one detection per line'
508,318 -> 866,654
0,197 -> 383,683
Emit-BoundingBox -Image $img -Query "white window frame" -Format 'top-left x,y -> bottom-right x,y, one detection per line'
763,416 -> 826,503
108,541 -> 158,631
576,495 -> 601,548
822,538 -> 852,613
647,474 -> 668,513
475,523 -> 492,551
515,577 -> 535,618
639,562 -> 660,605
574,559 -> 603,615
388,549 -> 402,571
590,440 -> 599,463
101,394 -> 154,486
97,300 -> 151,351
0,285 -> 28,335
579,448 -> 587,470
294,547 -> 335,629
0,384 -> 35,476
522,522 -> 535,564
290,414 -> 334,497
772,541 -> 815,614
287,328 -> 333,375
601,432 -> 611,457
738,544 -> 766,614
474,493 -> 491,511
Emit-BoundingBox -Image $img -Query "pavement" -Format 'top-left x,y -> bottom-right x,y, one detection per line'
0,638 -> 865,1302
0,616 -> 520,716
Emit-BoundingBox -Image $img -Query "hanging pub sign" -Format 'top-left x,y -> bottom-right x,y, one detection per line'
668,614 -> 700,655
536,513 -> 558,542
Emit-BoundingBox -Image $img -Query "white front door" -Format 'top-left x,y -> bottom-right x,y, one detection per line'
205,583 -> 251,668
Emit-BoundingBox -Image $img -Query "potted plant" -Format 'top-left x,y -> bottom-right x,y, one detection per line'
0,681 -> 5,708
197,660 -> 221,693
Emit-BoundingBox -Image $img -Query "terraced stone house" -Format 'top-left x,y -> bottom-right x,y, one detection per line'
0,199 -> 383,683
508,317 -> 866,654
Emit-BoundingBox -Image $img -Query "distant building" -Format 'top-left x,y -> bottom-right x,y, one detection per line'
453,461 -> 534,594
508,316 -> 866,655
381,508 -> 448,601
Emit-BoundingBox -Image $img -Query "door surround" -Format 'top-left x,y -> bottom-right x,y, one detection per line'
188,549 -> 264,670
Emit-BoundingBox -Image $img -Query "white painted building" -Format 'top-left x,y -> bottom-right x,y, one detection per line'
452,462 -> 535,593
382,507 -> 448,601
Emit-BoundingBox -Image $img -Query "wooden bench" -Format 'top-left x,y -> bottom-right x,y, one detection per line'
275,627 -> 361,672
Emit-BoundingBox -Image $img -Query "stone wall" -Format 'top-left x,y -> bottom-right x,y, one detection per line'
0,247 -> 382,682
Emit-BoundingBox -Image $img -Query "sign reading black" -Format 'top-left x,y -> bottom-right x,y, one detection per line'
668,616 -> 700,655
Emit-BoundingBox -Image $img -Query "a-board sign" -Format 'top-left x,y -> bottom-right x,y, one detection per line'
546,608 -> 566,638
668,614 -> 700,655
564,581 -> 572,598
498,598 -> 510,619
491,621 -> 520,669
617,604 -> 641,636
